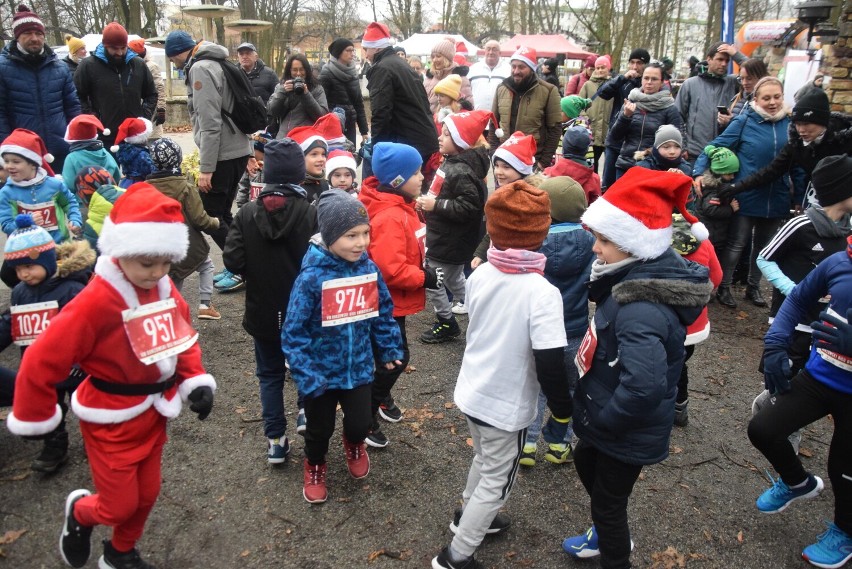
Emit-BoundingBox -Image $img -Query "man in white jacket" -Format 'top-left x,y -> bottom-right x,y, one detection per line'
468,40 -> 510,114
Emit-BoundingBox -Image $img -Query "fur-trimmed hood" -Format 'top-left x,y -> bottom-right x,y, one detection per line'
55,240 -> 96,280
701,170 -> 724,189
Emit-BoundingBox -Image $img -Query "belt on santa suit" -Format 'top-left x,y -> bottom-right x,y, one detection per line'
88,376 -> 177,396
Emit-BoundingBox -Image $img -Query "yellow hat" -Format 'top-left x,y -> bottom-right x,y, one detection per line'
64,34 -> 85,55
434,74 -> 462,101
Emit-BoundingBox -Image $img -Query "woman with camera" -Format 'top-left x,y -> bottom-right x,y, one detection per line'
268,54 -> 329,137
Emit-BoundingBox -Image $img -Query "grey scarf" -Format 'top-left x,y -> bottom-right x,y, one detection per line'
806,205 -> 851,238
326,56 -> 358,81
628,88 -> 674,113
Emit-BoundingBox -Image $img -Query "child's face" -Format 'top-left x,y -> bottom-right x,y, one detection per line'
118,256 -> 172,289
592,231 -> 631,264
253,149 -> 264,164
15,263 -> 47,286
3,154 -> 38,183
328,223 -> 370,262
438,125 -> 459,156
657,141 -> 681,161
437,93 -> 454,108
329,168 -> 353,190
305,147 -> 327,177
719,172 -> 736,182
493,159 -> 524,188
399,168 -> 424,198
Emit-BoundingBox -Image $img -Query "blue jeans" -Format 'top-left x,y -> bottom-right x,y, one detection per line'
526,336 -> 582,445
254,338 -> 288,439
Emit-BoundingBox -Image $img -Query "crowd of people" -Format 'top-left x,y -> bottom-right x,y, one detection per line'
0,8 -> 851,569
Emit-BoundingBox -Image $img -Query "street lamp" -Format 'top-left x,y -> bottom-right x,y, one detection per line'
794,0 -> 837,43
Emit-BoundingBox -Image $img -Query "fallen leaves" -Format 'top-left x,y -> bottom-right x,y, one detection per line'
650,546 -> 686,568
0,529 -> 27,556
367,548 -> 412,562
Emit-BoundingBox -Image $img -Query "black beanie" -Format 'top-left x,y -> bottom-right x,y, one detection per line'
628,48 -> 650,64
811,155 -> 852,206
328,38 -> 354,59
791,89 -> 831,127
263,139 -> 306,185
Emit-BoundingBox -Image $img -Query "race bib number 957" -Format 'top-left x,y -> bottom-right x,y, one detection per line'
123,298 -> 197,364
321,273 -> 379,326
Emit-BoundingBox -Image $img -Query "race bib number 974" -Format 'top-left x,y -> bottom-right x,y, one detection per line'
123,298 -> 197,364
321,273 -> 379,326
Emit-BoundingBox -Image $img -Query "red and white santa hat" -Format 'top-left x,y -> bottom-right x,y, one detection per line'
492,131 -> 536,176
65,114 -> 110,143
110,117 -> 152,152
326,149 -> 357,178
313,113 -> 346,146
287,126 -> 328,154
511,46 -> 537,70
581,167 -> 708,260
97,181 -> 189,262
442,110 -> 502,151
362,22 -> 392,49
0,128 -> 55,174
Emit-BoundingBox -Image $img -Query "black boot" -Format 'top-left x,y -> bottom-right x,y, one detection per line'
745,285 -> 767,307
100,540 -> 156,569
420,315 -> 461,344
31,429 -> 68,473
716,285 -> 737,308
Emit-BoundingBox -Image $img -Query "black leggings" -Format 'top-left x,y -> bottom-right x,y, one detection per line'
370,316 -> 409,415
303,383 -> 372,465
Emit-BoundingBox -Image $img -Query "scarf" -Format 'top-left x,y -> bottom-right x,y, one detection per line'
749,101 -> 789,123
69,140 -> 104,153
807,205 -> 851,239
305,171 -> 325,184
326,56 -> 358,81
486,245 -> 547,275
13,167 -> 48,188
627,88 -> 674,113
589,256 -> 639,281
651,147 -> 683,170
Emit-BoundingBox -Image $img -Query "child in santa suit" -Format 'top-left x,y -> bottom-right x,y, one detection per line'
6,182 -> 216,569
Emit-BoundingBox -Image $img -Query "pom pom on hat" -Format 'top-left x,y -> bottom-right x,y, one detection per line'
492,131 -> 536,176
13,4 -> 44,39
4,213 -> 57,276
317,189 -> 370,247
110,117 -> 152,152
264,138 -> 307,185
326,149 -> 358,180
362,22 -> 391,49
0,128 -> 55,175
97,182 -> 188,262
510,46 -> 537,70
704,144 -> 739,175
312,113 -> 346,146
65,114 -> 110,143
287,126 -> 328,154
442,109 -> 499,150
486,181 -> 551,250
434,74 -> 462,101
372,142 -> 422,188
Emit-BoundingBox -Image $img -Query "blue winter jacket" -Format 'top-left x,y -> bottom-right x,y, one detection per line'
0,44 -> 81,169
282,240 -> 403,400
692,107 -> 806,218
0,175 -> 82,243
573,249 -> 712,465
539,223 -> 595,337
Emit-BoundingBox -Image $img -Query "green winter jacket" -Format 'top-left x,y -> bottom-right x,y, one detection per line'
579,75 -> 613,147
491,77 -> 562,165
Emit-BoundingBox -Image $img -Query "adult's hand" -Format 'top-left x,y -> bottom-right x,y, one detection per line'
281,79 -> 294,93
470,257 -> 484,270
717,43 -> 738,57
692,176 -> 704,197
246,157 -> 259,176
624,70 -> 640,80
717,111 -> 733,127
197,172 -> 213,192
622,99 -> 636,118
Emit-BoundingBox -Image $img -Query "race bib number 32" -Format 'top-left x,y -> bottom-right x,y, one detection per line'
123,298 -> 197,364
11,301 -> 58,346
321,273 -> 379,327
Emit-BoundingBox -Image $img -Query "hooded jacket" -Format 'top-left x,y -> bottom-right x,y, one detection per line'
579,74 -> 612,147
573,249 -> 712,464
539,223 -> 595,337
62,145 -> 121,195
223,185 -> 317,341
243,59 -> 278,105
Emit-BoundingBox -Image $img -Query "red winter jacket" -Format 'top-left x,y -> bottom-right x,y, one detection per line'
359,177 -> 426,317
544,157 -> 601,205
683,240 -> 722,345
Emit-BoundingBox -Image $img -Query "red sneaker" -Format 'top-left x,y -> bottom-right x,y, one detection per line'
303,459 -> 327,504
343,438 -> 370,479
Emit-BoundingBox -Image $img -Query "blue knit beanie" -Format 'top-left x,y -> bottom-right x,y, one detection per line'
317,189 -> 370,247
165,31 -> 196,57
263,138 -> 306,185
4,214 -> 57,277
562,126 -> 590,158
372,142 -> 422,189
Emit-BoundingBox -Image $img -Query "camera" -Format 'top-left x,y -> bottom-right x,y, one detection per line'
292,77 -> 305,93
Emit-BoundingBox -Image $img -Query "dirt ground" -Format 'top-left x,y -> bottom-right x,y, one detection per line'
0,257 -> 838,569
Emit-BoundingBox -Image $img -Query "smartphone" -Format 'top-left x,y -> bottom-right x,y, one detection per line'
716,106 -> 730,115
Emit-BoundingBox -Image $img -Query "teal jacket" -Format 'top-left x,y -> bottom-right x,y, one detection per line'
0,173 -> 82,242
62,148 -> 121,201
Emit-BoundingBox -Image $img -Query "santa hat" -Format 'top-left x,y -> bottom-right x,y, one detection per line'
97,182 -> 189,262
286,126 -> 327,154
454,41 -> 468,56
492,131 -> 536,176
511,46 -> 537,70
453,53 -> 468,67
312,114 -> 346,146
326,149 -> 357,179
581,167 -> 708,260
362,22 -> 391,49
442,110 -> 502,151
65,114 -> 110,143
110,117 -> 152,152
0,128 -> 54,174
13,4 -> 44,39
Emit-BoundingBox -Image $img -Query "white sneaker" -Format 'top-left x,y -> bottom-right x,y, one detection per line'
451,302 -> 468,315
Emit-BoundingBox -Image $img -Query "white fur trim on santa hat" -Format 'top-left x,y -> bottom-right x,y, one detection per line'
6,404 -> 63,436
125,118 -> 153,145
296,134 -> 326,153
326,152 -> 357,178
581,196 -> 672,260
97,217 -> 189,263
442,115 -> 472,150
511,47 -> 537,70
362,37 -> 391,48
178,373 -> 217,401
0,143 -> 42,166
493,147 -> 533,176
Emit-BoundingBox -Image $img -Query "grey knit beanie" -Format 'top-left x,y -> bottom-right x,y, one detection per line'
317,189 -> 370,247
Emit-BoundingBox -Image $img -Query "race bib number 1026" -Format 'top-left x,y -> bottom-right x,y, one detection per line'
321,273 -> 379,327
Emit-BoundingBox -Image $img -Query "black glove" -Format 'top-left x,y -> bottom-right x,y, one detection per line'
763,345 -> 792,395
155,108 -> 166,126
423,266 -> 444,290
811,308 -> 852,357
716,183 -> 739,201
188,386 -> 214,420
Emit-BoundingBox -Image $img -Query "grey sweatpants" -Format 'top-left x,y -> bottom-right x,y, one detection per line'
424,260 -> 466,320
451,418 -> 525,557
172,257 -> 215,306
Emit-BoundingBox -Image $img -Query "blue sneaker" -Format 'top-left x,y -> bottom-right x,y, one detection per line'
214,271 -> 244,292
803,522 -> 852,569
267,436 -> 290,464
563,526 -> 600,558
212,268 -> 229,283
756,474 -> 824,514
296,408 -> 306,435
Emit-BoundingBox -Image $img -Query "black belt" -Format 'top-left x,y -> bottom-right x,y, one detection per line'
89,376 -> 176,396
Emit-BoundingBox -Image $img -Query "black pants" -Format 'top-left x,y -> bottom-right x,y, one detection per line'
592,145 -> 605,174
748,370 -> 852,534
371,316 -> 409,415
719,215 -> 782,288
200,155 -> 250,251
303,383 -> 372,465
574,439 -> 643,569
677,345 -> 695,404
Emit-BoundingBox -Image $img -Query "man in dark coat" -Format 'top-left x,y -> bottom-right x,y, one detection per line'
237,42 -> 278,105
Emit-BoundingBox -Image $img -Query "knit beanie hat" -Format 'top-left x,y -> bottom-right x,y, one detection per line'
560,96 -> 591,119
13,5 -> 44,39
442,110 -> 502,150
102,22 -> 129,48
64,34 -> 85,55
0,128 -> 54,174
654,124 -> 682,149
432,38 -> 455,62
434,74 -> 462,101
372,142 -> 423,189
595,54 -> 611,69
562,126 -> 590,158
128,38 -> 146,56
540,176 -> 587,223
486,181 -> 551,250
317,189 -> 370,247
264,138 -> 306,185
362,22 -> 391,49
312,114 -> 346,146
582,167 -> 707,260
326,149 -> 358,180
4,214 -> 56,276
791,89 -> 831,127
65,114 -> 110,143
164,30 -> 196,57
704,144 -> 739,175
75,166 -> 116,203
328,38 -> 354,59
97,182 -> 188,262
150,138 -> 183,174
584,54 -> 597,69
510,46 -> 537,70
287,126 -> 327,154
628,48 -> 651,63
811,155 -> 852,207
110,117 -> 152,152
492,131 -> 536,176
251,130 -> 273,153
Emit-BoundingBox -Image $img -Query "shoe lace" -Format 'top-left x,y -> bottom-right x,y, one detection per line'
816,523 -> 849,549
769,477 -> 791,498
309,464 -> 325,484
346,442 -> 362,461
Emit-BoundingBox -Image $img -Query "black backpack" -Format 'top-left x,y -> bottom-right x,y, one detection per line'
193,53 -> 267,134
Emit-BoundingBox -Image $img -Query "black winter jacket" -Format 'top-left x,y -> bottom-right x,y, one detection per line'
594,74 -> 642,125
319,60 -> 369,135
244,60 -> 279,105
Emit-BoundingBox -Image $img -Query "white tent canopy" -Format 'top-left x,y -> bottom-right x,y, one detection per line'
396,34 -> 480,58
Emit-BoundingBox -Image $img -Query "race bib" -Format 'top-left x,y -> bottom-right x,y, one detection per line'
415,225 -> 427,261
249,182 -> 264,202
122,298 -> 197,364
321,273 -> 379,327
18,201 -> 59,231
816,307 -> 852,372
574,323 -> 599,378
427,167 -> 445,198
11,301 -> 58,346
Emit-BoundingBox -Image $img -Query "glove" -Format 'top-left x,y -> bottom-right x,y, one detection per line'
423,266 -> 444,290
716,183 -> 739,201
542,416 -> 572,444
155,108 -> 166,125
763,345 -> 792,395
811,308 -> 852,357
188,386 -> 214,420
